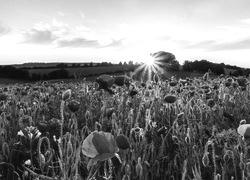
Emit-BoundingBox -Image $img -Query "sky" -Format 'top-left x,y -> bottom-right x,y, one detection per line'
1,0 -> 250,67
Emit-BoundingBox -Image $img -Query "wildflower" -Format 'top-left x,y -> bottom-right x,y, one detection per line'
25,159 -> 31,166
237,124 -> 250,140
96,75 -> 115,94
237,78 -> 248,87
114,75 -> 130,87
169,81 -> 177,87
82,131 -> 121,169
67,99 -> 80,113
115,134 -> 130,150
17,130 -> 24,136
129,90 -> 138,97
163,95 -> 177,104
62,89 -> 71,101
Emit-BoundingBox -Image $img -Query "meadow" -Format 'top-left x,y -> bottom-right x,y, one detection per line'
0,72 -> 250,180
28,66 -> 132,77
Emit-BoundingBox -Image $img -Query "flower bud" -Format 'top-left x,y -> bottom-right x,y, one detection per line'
202,152 -> 209,167
62,89 -> 71,101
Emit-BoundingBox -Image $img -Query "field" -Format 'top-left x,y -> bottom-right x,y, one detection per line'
28,66 -> 133,77
0,73 -> 250,180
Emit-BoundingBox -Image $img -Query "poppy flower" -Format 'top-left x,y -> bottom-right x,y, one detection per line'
169,81 -> 177,87
115,134 -> 130,150
0,94 -> 8,101
237,124 -> 250,140
129,90 -> 138,97
82,131 -> 121,169
114,75 -> 130,87
237,78 -> 248,87
141,82 -> 146,88
163,95 -> 177,104
96,74 -> 114,89
207,99 -> 215,108
67,99 -> 80,113
225,81 -> 231,87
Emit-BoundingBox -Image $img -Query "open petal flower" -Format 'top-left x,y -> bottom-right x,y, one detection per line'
114,75 -> 131,87
115,134 -> 130,150
163,95 -> 177,104
237,124 -> 250,139
82,131 -> 120,169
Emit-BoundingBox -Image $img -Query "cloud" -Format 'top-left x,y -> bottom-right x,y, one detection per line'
209,37 -> 250,51
79,11 -> 85,19
103,39 -> 125,48
180,37 -> 250,51
241,19 -> 250,24
23,28 -> 58,44
21,18 -> 126,49
182,40 -> 218,49
57,37 -> 99,48
58,11 -> 65,17
0,22 -> 11,36
22,19 -> 69,44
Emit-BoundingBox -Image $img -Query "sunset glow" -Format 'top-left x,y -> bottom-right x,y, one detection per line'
0,0 -> 250,67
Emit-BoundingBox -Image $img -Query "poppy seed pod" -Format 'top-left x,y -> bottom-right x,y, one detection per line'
163,95 -> 177,104
154,74 -> 159,84
62,89 -> 71,101
115,134 -> 130,150
223,152 -> 230,162
67,99 -> 80,113
202,152 -> 209,167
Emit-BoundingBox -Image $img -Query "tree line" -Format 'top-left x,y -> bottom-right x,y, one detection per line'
1,59 -> 250,82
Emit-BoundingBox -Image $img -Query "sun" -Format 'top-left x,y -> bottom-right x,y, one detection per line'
144,56 -> 155,66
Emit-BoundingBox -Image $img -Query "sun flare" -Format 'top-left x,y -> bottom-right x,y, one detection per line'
144,56 -> 155,66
